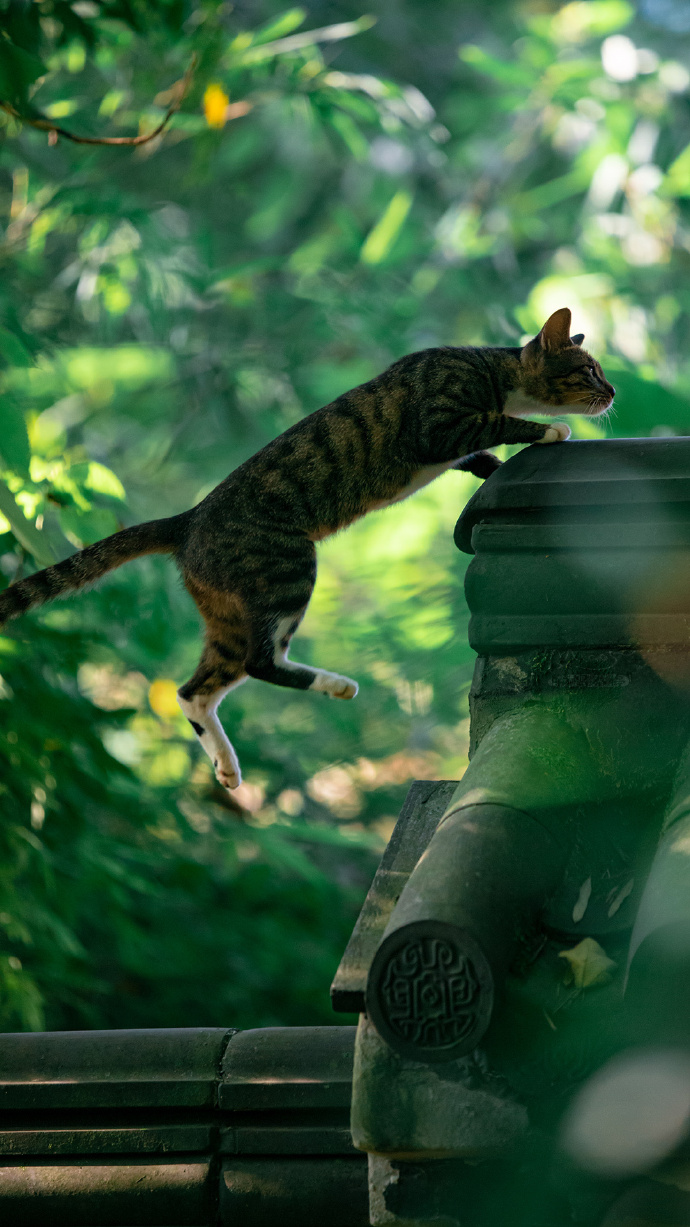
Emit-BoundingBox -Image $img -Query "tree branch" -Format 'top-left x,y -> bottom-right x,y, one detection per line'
1,55 -> 197,148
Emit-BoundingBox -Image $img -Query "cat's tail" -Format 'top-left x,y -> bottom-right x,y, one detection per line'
0,512 -> 191,626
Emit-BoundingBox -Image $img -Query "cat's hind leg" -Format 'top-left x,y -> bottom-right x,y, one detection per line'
245,610 -> 358,700
177,642 -> 247,790
240,535 -> 358,698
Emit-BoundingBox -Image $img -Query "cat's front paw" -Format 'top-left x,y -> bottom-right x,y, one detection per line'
538,422 -> 571,444
311,671 -> 359,700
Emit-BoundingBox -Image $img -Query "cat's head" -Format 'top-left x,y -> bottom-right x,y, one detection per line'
518,307 -> 615,416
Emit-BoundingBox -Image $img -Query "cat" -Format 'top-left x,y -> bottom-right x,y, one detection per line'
0,307 -> 614,790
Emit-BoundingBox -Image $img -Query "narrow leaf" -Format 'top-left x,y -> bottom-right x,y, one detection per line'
607,878 -> 634,918
361,190 -> 413,264
239,15 -> 376,64
572,876 -> 592,923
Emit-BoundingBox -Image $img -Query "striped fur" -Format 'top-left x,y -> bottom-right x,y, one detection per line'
1,309 -> 614,789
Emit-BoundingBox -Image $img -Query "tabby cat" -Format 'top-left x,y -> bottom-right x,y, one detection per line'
0,307 -> 614,790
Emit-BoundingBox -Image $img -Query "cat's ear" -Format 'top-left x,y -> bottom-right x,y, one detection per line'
538,307 -> 572,353
571,333 -> 585,346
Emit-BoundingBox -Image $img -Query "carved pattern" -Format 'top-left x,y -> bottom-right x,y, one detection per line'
377,934 -> 482,1050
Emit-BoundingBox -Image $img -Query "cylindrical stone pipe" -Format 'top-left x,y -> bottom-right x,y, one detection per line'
365,800 -> 567,1062
627,737 -> 690,1044
363,704 -> 596,1062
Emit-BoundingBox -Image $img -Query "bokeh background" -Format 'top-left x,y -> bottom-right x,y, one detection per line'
0,0 -> 689,1032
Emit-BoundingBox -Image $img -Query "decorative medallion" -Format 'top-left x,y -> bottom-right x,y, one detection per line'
365,920 -> 493,1062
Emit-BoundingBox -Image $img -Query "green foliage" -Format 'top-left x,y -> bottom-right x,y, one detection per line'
1,0 -> 690,1030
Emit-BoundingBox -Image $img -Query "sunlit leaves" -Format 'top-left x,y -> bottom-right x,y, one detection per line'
663,143 -> 690,196
83,462 -> 125,501
549,1 -> 634,43
0,481 -> 54,566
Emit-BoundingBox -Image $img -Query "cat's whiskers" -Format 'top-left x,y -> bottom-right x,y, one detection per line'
588,397 -> 615,421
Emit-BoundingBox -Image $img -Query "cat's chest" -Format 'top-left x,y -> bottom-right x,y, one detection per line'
504,390 -> 583,417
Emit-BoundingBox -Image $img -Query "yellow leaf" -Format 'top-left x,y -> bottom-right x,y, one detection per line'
559,938 -> 616,989
148,679 -> 180,720
204,84 -> 230,129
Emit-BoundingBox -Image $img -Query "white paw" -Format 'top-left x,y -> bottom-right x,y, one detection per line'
311,671 -> 359,700
213,750 -> 241,791
538,422 -> 571,444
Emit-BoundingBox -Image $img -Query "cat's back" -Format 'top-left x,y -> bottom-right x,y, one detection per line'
190,344 -> 486,534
